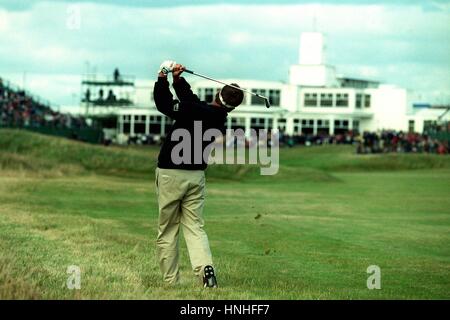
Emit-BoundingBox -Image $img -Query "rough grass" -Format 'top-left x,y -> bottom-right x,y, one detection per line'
0,129 -> 449,299
1,129 -> 449,181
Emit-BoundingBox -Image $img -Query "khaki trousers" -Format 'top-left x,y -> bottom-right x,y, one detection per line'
155,168 -> 213,284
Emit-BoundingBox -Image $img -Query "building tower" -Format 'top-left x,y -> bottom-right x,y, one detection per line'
289,32 -> 338,87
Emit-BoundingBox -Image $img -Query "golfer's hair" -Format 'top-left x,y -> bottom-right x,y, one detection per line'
221,83 -> 244,108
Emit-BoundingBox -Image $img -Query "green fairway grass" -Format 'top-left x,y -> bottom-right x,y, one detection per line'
0,129 -> 449,299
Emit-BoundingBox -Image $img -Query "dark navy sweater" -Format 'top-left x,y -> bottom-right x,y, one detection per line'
153,76 -> 228,170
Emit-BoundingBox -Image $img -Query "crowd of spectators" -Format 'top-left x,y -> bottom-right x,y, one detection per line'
355,130 -> 448,155
122,128 -> 448,155
279,129 -> 448,155
2,73 -> 447,154
0,77 -> 87,129
279,130 -> 355,147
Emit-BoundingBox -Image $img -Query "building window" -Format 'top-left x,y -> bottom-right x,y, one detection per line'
133,115 -> 146,122
408,120 -> 415,133
334,120 -> 350,129
149,115 -> 162,124
278,118 -> 286,131
301,119 -> 314,127
251,117 -> 266,128
230,117 -> 246,129
353,120 -> 360,132
320,93 -> 333,107
317,119 -> 330,134
231,118 -> 244,124
336,93 -> 349,107
205,88 -> 214,103
356,94 -> 362,109
304,93 -> 317,107
251,89 -> 266,105
300,119 -> 314,134
317,120 -> 330,128
269,89 -> 280,106
292,119 -> 300,133
135,123 -> 146,134
364,94 -> 371,108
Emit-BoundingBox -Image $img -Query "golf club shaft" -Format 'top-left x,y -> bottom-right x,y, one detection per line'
184,69 -> 268,100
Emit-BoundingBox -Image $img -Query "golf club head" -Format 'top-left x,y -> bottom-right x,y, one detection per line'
264,98 -> 271,108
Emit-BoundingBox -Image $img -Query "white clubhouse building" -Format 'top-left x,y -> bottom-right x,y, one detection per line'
81,32 -> 449,142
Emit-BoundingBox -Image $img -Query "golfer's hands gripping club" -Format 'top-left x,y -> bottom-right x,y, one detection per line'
158,60 -> 176,76
172,64 -> 186,82
158,61 -> 186,82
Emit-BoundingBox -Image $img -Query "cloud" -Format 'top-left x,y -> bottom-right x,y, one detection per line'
0,1 -> 449,107
1,0 -> 449,11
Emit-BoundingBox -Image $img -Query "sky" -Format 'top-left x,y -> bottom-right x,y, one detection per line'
0,0 -> 449,111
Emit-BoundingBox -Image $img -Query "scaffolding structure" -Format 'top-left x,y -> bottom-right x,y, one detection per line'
81,72 -> 136,116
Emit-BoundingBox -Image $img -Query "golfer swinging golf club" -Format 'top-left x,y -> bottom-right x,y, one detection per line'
153,60 -> 244,287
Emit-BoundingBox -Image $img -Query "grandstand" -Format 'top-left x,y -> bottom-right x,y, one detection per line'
0,76 -> 103,144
